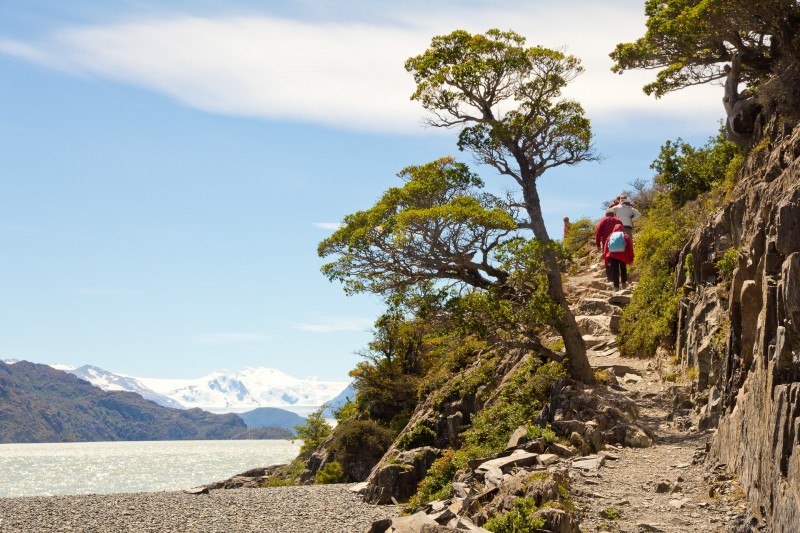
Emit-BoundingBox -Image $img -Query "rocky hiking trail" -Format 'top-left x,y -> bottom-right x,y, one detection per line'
365,254 -> 760,533
564,256 -> 753,533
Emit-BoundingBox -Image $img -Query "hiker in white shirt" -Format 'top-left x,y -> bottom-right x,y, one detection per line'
611,195 -> 642,237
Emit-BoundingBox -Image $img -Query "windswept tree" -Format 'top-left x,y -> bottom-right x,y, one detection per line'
318,157 -> 517,297
404,29 -> 598,381
319,158 -> 568,416
610,0 -> 800,133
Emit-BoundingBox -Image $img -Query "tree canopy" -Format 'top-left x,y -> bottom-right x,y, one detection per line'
610,0 -> 800,98
318,157 -> 516,297
651,130 -> 742,205
406,29 -> 597,218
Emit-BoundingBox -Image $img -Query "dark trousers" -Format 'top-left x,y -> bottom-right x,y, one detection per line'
608,258 -> 627,289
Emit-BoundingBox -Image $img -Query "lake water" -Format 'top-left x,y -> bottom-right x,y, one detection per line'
0,439 -> 302,498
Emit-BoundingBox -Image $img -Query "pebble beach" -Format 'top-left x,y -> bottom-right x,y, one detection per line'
0,484 -> 400,533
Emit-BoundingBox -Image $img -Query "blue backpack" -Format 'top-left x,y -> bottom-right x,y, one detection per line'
607,231 -> 626,252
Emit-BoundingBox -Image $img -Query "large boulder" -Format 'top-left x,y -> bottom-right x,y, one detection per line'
362,447 -> 442,505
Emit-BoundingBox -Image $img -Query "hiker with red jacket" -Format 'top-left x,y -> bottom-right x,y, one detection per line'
595,210 -> 623,251
604,223 -> 635,290
595,210 -> 623,283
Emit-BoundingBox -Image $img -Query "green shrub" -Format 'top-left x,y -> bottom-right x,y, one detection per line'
333,399 -> 357,423
600,507 -> 621,520
315,462 -> 344,484
407,448 -> 465,509
484,498 -> 546,532
293,406 -> 333,460
717,246 -> 740,280
562,217 -> 595,258
651,131 -> 742,206
396,423 -> 437,451
526,423 -> 557,443
328,419 -> 394,470
618,193 -> 699,357
462,359 -> 566,453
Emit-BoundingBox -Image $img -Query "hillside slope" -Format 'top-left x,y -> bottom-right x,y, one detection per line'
0,361 -> 252,443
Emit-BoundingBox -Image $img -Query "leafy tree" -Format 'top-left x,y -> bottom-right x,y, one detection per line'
405,29 -> 598,381
293,405 -> 332,460
319,157 -> 516,296
651,130 -> 742,205
610,0 -> 800,98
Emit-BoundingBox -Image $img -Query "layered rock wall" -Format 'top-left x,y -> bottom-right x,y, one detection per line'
676,118 -> 800,531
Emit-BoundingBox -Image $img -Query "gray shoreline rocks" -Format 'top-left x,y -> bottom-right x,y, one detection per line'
0,484 -> 400,533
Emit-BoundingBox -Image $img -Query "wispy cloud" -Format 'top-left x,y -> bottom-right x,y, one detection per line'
194,333 -> 271,344
292,315 -> 373,333
313,222 -> 342,230
0,2 -> 723,134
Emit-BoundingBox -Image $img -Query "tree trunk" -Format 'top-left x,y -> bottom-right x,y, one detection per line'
522,180 -> 595,383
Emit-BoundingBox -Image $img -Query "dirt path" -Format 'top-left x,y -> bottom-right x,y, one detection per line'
563,257 -> 756,533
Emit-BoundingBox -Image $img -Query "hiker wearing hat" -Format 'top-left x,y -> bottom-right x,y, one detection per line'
595,210 -> 623,282
611,195 -> 642,237
604,222 -> 635,289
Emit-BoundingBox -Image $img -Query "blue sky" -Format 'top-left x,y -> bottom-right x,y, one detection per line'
0,0 -> 725,381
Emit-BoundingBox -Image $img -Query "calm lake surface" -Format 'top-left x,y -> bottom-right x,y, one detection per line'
0,439 -> 302,498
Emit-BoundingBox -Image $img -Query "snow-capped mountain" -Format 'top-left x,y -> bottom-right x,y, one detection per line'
66,365 -> 184,409
5,358 -> 349,414
137,367 -> 349,412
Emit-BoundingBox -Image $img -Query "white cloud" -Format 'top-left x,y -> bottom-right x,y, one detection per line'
194,332 -> 271,344
313,222 -> 342,230
0,2 -> 724,134
292,315 -> 373,333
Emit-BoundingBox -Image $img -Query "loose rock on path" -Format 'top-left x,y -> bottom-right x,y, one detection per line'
564,256 -> 757,532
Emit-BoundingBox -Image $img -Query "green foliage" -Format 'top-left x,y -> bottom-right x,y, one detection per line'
448,239 -> 563,343
328,419 -> 394,469
396,423 -> 437,451
405,29 -> 597,187
332,400 -> 357,424
409,359 -> 566,509
610,0 -> 799,97
651,131 -> 742,205
315,462 -> 343,484
462,359 -> 566,454
421,346 -> 496,411
349,307 -> 430,426
619,131 -> 743,356
526,423 -> 558,443
601,507 -> 621,520
562,217 -> 595,258
717,246 -> 740,279
683,252 -> 694,279
407,449 -> 465,509
618,192 -> 703,357
318,157 -> 516,297
293,406 -> 333,460
484,497 -> 546,532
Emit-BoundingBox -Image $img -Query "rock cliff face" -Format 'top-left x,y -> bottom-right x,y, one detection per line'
676,117 -> 800,531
